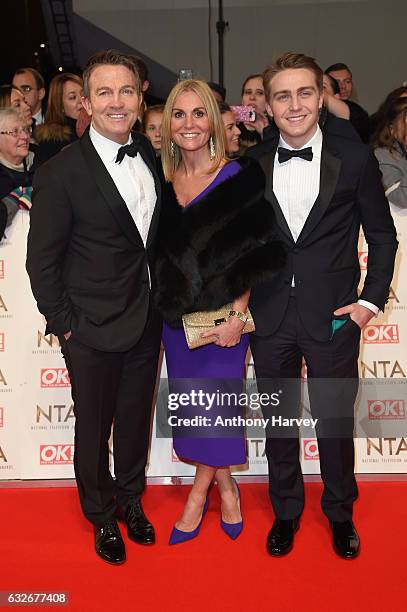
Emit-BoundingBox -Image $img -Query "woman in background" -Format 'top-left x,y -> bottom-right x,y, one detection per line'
373,97 -> 407,208
0,85 -> 32,129
218,102 -> 241,156
0,108 -> 37,234
238,74 -> 269,151
155,80 -> 284,544
142,104 -> 164,155
35,73 -> 83,161
370,86 -> 407,135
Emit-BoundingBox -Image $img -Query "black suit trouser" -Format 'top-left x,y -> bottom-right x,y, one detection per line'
250,296 -> 360,522
59,307 -> 162,527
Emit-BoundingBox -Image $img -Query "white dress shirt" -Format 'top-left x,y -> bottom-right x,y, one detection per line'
89,124 -> 156,246
33,109 -> 44,125
273,125 -> 378,315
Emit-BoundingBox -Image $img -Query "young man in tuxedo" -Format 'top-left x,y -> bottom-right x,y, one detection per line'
26,50 -> 162,565
247,53 -> 397,559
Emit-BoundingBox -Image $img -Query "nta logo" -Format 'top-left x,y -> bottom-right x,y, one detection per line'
37,332 -> 60,348
36,404 -> 74,423
361,360 -> 406,378
366,437 -> 407,456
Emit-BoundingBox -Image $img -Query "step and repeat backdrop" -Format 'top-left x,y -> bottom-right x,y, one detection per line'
0,204 -> 406,481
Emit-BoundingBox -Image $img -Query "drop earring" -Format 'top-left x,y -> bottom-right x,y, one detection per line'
209,136 -> 215,160
170,140 -> 175,157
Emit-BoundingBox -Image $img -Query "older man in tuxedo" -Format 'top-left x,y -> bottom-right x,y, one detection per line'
27,50 -> 162,564
247,53 -> 397,559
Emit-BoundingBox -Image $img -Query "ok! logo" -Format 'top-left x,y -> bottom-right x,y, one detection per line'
363,324 -> 399,344
40,368 -> 71,388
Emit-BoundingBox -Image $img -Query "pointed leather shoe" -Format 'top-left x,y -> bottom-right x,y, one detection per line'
94,519 -> 126,565
220,479 -> 243,540
330,520 -> 360,559
169,496 -> 209,545
267,518 -> 299,556
121,498 -> 155,545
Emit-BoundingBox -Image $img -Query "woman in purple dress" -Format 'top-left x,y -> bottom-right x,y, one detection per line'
154,80 -> 285,544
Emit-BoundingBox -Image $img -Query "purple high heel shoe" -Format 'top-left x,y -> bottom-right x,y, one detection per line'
220,479 -> 243,540
169,496 -> 209,545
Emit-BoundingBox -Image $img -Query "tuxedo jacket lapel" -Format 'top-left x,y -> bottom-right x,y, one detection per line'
257,134 -> 342,245
296,138 -> 342,244
131,133 -> 162,248
80,131 -> 144,247
80,130 -> 161,249
257,139 -> 294,243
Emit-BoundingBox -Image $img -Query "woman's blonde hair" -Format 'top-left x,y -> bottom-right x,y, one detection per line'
161,79 -> 227,181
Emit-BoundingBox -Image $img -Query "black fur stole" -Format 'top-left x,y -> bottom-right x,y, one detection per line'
154,157 -> 286,324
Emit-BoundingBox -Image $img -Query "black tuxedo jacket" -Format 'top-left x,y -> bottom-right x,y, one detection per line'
26,130 -> 161,352
247,131 -> 398,341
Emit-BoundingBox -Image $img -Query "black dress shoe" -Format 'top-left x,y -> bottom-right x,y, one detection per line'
267,518 -> 299,556
121,498 -> 155,545
94,519 -> 126,565
330,520 -> 360,559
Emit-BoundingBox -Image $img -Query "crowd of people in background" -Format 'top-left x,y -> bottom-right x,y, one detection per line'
0,44 -> 400,565
0,56 -> 406,241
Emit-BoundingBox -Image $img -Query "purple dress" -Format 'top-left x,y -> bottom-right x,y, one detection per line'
162,161 -> 248,467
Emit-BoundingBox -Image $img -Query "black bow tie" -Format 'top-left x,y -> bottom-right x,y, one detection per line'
115,141 -> 139,164
278,146 -> 313,164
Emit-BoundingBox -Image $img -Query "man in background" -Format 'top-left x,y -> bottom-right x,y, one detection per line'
13,67 -> 46,126
325,62 -> 370,141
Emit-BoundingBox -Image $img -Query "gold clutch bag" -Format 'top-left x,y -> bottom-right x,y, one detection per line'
182,303 -> 255,350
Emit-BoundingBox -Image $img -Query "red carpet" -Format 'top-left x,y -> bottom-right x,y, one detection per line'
1,482 -> 407,611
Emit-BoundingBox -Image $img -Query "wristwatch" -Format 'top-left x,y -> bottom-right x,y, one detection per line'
228,310 -> 248,324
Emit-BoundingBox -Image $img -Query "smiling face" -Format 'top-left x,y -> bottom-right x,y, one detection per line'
327,68 -> 353,100
0,117 -> 30,165
170,90 -> 211,154
222,110 -> 240,154
241,77 -> 266,114
266,68 -> 323,148
82,64 -> 141,144
62,80 -> 83,120
10,88 -> 32,127
144,110 -> 163,151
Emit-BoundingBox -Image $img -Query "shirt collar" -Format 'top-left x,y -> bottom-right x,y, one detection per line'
279,125 -> 322,159
89,124 -> 132,163
33,109 -> 43,124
